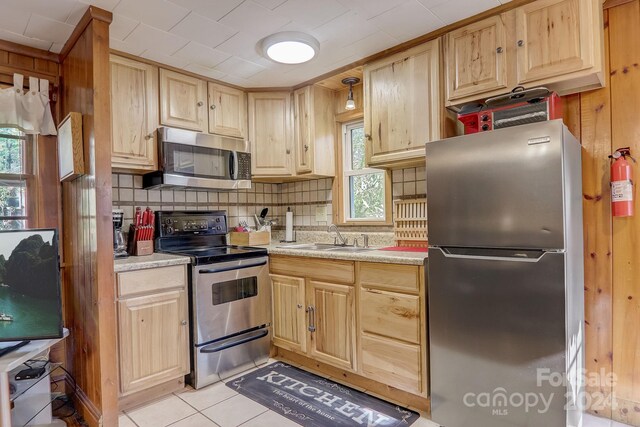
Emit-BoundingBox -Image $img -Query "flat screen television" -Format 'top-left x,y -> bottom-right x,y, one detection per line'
0,229 -> 63,344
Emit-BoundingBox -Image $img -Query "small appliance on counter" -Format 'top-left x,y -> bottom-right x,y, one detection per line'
154,210 -> 270,389
457,86 -> 562,134
112,209 -> 128,259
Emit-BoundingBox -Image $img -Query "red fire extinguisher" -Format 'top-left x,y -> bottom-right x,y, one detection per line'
609,147 -> 635,217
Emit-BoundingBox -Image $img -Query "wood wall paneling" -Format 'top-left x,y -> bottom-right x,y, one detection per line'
60,6 -> 117,427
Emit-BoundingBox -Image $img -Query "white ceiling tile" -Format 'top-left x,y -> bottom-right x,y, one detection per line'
341,31 -> 399,59
214,57 -> 266,79
24,14 -> 75,44
337,0 -> 410,20
0,3 -> 31,35
273,0 -> 348,29
183,63 -> 226,81
170,13 -> 237,49
415,0 -> 447,8
0,29 -> 52,51
110,14 -> 140,41
369,0 -> 443,42
114,0 -> 190,31
78,0 -> 122,11
216,32 -> 263,62
124,23 -> 189,56
141,48 -> 190,68
167,0 -> 244,22
66,3 -> 90,26
313,11 -> 377,44
173,42 -> 231,68
110,37 -> 146,56
253,0 -> 288,10
219,74 -> 253,87
50,43 -> 64,54
7,0 -> 79,23
219,1 -> 290,39
429,0 -> 501,24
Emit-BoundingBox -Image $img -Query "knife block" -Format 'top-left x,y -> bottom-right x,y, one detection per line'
135,240 -> 154,256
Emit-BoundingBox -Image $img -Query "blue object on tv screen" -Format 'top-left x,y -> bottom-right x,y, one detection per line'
0,229 -> 63,342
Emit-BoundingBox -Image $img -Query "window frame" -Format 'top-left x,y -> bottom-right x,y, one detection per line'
335,120 -> 391,226
0,128 -> 34,229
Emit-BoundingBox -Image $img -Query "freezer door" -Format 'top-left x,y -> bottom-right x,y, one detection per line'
425,120 -> 568,249
428,247 -> 571,427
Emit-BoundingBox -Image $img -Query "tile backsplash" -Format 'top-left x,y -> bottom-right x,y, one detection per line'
112,166 -> 425,233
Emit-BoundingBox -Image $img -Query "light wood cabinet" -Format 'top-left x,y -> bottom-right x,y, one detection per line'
110,55 -> 159,172
445,15 -> 509,103
248,92 -> 293,176
116,265 -> 190,397
207,82 -> 247,139
364,39 -> 441,168
444,0 -> 604,106
160,68 -> 207,132
307,281 -> 355,370
271,274 -> 307,353
293,85 -> 335,176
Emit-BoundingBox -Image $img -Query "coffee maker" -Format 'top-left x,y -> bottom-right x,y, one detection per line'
112,209 -> 128,259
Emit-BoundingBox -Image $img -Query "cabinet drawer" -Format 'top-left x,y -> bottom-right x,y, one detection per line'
361,288 -> 420,344
359,262 -> 419,293
361,334 -> 422,395
117,265 -> 187,298
270,256 -> 355,284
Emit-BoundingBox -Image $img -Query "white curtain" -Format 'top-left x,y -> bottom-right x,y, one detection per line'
0,73 -> 57,136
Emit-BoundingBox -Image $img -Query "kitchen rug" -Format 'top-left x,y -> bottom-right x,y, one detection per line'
226,362 -> 419,427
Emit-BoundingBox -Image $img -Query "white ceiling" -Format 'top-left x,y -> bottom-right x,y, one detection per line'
0,0 -> 511,88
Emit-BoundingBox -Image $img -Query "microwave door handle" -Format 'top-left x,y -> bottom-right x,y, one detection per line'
198,260 -> 267,274
229,151 -> 238,180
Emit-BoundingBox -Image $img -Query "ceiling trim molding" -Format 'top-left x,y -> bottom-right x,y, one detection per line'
0,39 -> 60,63
59,6 -> 113,61
603,0 -> 634,9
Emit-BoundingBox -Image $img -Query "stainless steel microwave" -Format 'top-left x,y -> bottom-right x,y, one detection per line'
143,127 -> 251,191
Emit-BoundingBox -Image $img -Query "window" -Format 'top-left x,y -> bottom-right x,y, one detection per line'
342,121 -> 387,222
0,128 -> 32,230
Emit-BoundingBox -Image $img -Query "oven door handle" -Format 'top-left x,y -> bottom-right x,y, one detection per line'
199,328 -> 269,353
229,151 -> 238,180
198,260 -> 267,274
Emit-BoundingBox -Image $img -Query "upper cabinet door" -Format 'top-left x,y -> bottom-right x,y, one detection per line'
446,15 -> 509,103
248,92 -> 293,176
207,82 -> 247,139
293,86 -> 313,174
110,55 -> 159,172
516,0 -> 597,84
364,40 -> 441,168
160,69 -> 207,132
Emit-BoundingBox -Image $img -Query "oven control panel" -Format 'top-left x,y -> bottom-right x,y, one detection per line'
156,211 -> 227,237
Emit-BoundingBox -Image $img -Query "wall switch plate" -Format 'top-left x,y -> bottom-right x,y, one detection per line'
315,206 -> 327,222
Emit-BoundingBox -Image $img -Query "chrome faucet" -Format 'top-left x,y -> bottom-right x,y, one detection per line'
328,224 -> 348,246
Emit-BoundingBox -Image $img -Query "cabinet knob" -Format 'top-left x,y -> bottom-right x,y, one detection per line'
286,149 -> 291,154
181,320 -> 187,326
297,304 -> 303,309
496,47 -> 503,54
210,104 -> 216,110
144,133 -> 154,140
304,144 -> 309,152
197,101 -> 204,107
365,134 -> 372,140
517,40 -> 524,47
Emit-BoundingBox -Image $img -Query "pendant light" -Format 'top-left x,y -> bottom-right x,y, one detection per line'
342,77 -> 360,111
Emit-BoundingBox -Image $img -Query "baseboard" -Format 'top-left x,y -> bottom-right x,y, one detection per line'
276,348 -> 430,414
611,397 -> 640,427
73,384 -> 102,427
118,377 -> 187,412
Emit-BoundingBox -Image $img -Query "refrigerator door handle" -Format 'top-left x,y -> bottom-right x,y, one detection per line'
432,246 -> 553,263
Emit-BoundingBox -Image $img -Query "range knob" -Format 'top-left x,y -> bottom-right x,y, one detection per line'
165,218 -> 173,225
166,226 -> 174,234
216,226 -> 222,231
481,124 -> 490,131
200,225 -> 206,229
215,218 -> 221,223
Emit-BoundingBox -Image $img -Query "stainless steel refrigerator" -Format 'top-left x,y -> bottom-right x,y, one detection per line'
426,120 -> 584,427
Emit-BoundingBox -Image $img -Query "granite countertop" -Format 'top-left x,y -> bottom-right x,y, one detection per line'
114,252 -> 191,273
265,243 -> 428,266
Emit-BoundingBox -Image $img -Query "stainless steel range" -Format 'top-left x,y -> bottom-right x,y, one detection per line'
155,210 -> 270,389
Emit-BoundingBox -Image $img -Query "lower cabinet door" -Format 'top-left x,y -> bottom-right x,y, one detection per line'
118,290 -> 189,395
271,274 -> 307,353
307,281 -> 355,370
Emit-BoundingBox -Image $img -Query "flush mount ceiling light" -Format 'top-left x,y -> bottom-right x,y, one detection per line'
342,77 -> 360,111
261,32 -> 320,64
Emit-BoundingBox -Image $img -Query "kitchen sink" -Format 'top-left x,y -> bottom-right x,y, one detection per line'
276,243 -> 373,252
326,246 -> 373,252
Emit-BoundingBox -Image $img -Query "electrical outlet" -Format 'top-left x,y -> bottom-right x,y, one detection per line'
315,206 -> 327,222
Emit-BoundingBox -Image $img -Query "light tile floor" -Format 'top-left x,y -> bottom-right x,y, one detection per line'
120,360 -> 633,427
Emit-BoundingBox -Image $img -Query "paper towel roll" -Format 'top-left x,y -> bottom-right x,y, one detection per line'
285,209 -> 294,242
